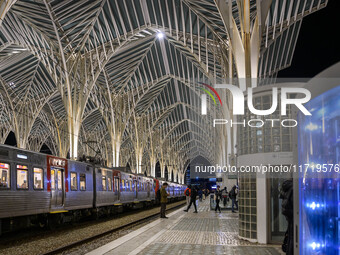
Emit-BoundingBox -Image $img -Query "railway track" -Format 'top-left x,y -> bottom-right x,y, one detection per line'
42,202 -> 186,255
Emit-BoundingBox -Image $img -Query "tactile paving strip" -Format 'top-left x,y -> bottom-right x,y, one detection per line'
172,218 -> 220,232
156,230 -> 201,244
137,243 -> 283,255
219,219 -> 239,233
155,230 -> 252,246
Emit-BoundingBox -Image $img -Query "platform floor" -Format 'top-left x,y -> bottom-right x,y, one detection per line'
87,199 -> 283,255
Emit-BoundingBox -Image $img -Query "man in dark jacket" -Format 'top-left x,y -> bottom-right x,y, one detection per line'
184,186 -> 198,213
160,183 -> 169,218
229,185 -> 238,213
215,185 -> 222,212
280,179 -> 293,255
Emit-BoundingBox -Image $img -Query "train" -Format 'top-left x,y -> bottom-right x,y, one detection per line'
0,144 -> 186,233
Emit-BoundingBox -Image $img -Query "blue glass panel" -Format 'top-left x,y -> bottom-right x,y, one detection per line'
298,85 -> 340,255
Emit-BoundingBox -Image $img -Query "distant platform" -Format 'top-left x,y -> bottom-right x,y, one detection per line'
87,199 -> 283,255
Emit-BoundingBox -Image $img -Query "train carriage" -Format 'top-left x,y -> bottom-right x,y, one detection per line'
136,175 -> 155,202
0,146 -> 49,218
0,144 -> 185,233
65,160 -> 93,211
94,167 -> 117,207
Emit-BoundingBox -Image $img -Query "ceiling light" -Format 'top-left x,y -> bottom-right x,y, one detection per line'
157,32 -> 165,39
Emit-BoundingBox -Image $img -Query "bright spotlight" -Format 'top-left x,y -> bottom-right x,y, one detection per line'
305,123 -> 318,131
157,32 -> 164,39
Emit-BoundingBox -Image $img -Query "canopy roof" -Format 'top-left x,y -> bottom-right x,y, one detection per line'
0,0 -> 326,176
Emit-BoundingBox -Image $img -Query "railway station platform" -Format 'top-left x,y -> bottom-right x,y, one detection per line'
86,199 -> 283,255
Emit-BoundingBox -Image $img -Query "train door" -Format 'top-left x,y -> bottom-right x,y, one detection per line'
47,156 -> 67,211
147,181 -> 151,198
51,168 -> 65,208
134,179 -> 138,199
114,176 -> 120,200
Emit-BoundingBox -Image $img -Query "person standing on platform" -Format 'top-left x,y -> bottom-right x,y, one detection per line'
229,185 -> 238,213
205,188 -> 210,198
160,183 -> 169,218
184,186 -> 198,213
280,179 -> 293,255
184,185 -> 191,206
214,185 -> 222,213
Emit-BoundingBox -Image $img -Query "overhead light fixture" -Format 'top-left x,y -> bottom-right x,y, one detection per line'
157,32 -> 165,39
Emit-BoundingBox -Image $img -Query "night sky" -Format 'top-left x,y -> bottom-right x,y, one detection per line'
278,0 -> 340,77
4,1 -> 340,152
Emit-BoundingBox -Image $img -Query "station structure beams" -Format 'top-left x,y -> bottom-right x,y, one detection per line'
0,0 -> 327,179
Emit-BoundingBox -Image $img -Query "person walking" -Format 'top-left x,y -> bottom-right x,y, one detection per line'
229,185 -> 238,213
198,189 -> 203,202
214,186 -> 222,213
184,186 -> 198,213
160,183 -> 169,218
184,185 -> 191,206
222,187 -> 228,207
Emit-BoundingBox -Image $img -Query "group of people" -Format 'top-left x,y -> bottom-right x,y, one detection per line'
214,185 -> 238,213
159,183 -> 239,218
183,184 -> 238,214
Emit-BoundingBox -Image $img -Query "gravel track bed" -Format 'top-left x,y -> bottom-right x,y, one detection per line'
61,215 -> 160,255
0,201 -> 185,255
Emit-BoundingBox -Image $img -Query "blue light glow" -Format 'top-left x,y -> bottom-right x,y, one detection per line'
309,242 -> 323,250
306,201 -> 324,210
305,123 -> 318,131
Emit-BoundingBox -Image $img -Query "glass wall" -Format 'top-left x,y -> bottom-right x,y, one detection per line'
269,178 -> 288,242
239,174 -> 257,240
238,93 -> 292,156
298,85 -> 340,255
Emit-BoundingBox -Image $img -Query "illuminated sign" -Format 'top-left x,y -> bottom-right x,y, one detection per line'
17,154 -> 28,159
49,158 -> 66,167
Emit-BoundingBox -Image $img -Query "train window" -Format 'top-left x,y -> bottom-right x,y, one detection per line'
79,174 -> 86,191
0,162 -> 10,189
17,165 -> 28,189
51,170 -> 55,190
121,179 -> 124,191
102,169 -> 107,191
70,172 -> 77,190
33,168 -> 43,190
57,171 -> 62,190
129,180 -> 132,192
108,177 -> 112,191
102,176 -> 107,191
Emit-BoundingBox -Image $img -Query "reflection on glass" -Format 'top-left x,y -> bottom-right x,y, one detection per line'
108,177 -> 112,191
71,172 -> 77,190
0,163 -> 10,188
51,170 -> 55,190
80,174 -> 86,190
57,171 -> 62,190
17,165 -> 28,189
298,85 -> 340,255
34,168 -> 43,190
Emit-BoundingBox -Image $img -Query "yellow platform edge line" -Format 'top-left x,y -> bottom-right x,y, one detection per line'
49,210 -> 68,214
